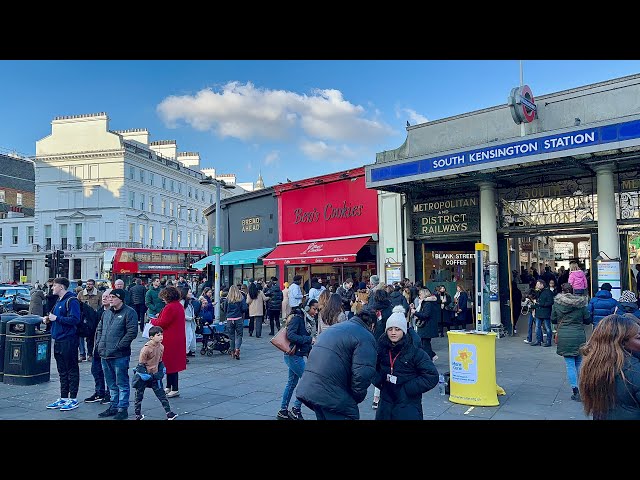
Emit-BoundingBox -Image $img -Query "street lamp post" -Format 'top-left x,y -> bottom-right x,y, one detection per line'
199,175 -> 230,322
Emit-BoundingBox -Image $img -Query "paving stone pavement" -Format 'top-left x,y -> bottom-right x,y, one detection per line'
0,324 -> 590,421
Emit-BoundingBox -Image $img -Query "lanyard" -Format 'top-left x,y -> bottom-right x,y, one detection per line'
389,350 -> 401,375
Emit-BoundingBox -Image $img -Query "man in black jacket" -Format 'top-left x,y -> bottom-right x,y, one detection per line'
95,288 -> 138,420
296,307 -> 378,420
129,278 -> 148,332
531,279 -> 555,347
263,277 -> 283,335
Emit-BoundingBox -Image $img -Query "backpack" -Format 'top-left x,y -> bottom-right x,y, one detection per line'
65,296 -> 97,338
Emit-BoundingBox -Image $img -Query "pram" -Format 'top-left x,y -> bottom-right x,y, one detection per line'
200,324 -> 231,356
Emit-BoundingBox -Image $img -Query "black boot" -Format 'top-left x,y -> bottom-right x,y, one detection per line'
571,387 -> 581,402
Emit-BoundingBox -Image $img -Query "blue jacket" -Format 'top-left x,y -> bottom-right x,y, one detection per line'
50,291 -> 82,341
296,316 -> 377,419
588,290 -> 618,327
286,313 -> 313,357
225,297 -> 248,319
200,298 -> 214,324
617,302 -> 640,319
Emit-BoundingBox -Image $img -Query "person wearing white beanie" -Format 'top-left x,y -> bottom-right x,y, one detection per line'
371,304 -> 439,420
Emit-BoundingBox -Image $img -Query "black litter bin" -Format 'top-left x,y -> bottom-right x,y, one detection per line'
0,313 -> 20,382
3,315 -> 51,385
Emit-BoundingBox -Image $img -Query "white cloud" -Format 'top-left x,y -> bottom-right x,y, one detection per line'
264,151 -> 279,166
299,139 -> 360,163
157,82 -> 395,147
395,106 -> 429,125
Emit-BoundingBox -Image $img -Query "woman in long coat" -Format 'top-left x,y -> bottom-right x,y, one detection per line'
411,288 -> 440,361
551,283 -> 590,401
29,287 -> 46,316
150,286 -> 186,398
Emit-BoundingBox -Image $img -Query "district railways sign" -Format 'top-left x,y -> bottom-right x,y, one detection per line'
411,197 -> 480,237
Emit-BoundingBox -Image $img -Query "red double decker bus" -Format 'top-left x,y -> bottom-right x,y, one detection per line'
101,247 -> 206,286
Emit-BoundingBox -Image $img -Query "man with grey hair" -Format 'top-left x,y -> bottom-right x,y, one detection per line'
367,275 -> 385,306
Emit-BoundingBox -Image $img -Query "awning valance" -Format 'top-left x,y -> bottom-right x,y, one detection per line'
263,237 -> 370,265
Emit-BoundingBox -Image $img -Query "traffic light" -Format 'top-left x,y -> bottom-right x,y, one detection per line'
44,253 -> 53,269
55,250 -> 64,275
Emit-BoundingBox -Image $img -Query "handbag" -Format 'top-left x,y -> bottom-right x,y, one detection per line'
270,327 -> 297,355
142,322 -> 153,339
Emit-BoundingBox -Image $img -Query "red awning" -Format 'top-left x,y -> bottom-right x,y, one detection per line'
263,237 -> 371,265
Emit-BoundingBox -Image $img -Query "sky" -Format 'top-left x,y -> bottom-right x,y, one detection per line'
1,60 -> 640,188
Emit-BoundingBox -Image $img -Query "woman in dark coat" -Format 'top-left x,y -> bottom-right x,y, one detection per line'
579,314 -> 640,419
453,284 -> 469,329
150,286 -> 186,398
371,289 -> 393,342
436,285 -> 453,336
511,276 -> 523,335
410,288 -> 439,361
372,309 -> 439,420
551,283 -> 590,401
29,287 -> 46,316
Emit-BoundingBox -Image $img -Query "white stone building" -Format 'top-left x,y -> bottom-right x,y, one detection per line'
25,112 -> 237,281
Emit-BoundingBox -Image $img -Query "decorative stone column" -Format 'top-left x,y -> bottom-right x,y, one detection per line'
594,164 -> 620,259
479,181 -> 501,326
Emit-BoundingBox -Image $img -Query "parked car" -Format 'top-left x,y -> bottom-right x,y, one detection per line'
0,286 -> 31,313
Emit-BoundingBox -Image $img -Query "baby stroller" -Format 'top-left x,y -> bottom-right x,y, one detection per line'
200,325 -> 231,356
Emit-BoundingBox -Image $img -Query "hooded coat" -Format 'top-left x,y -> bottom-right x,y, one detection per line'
414,295 -> 439,339
551,293 -> 590,357
29,288 -> 45,316
588,290 -> 618,327
372,334 -> 439,420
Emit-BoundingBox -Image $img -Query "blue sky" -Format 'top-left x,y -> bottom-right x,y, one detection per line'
2,60 -> 640,187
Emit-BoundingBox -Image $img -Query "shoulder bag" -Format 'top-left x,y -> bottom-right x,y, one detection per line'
270,326 -> 297,355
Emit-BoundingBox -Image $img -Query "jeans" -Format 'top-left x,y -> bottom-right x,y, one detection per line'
249,315 -> 263,337
78,338 -> 86,356
526,313 -> 535,342
227,319 -> 244,350
535,318 -> 552,345
134,379 -> 171,416
564,355 -> 583,388
53,336 -> 80,399
91,352 -> 106,397
281,354 -> 305,410
268,309 -> 281,334
102,356 -> 131,410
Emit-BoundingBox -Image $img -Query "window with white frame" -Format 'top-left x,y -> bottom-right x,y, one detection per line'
169,201 -> 174,217
162,176 -> 166,189
187,232 -> 191,247
73,165 -> 84,179
169,230 -> 174,247
140,194 -> 145,211
170,179 -> 174,192
129,191 -> 135,208
209,193 -> 213,203
139,169 -> 145,183
161,228 -> 166,247
28,226 -> 34,244
177,182 -> 181,194
162,199 -> 166,215
11,227 -> 18,245
16,193 -> 22,205
139,225 -> 144,244
149,196 -> 154,213
188,186 -> 192,198
149,226 -> 153,246
149,172 -> 154,186
45,224 -> 51,249
60,224 -> 67,249
89,164 -> 99,179
129,223 -> 135,242
129,166 -> 135,180
177,231 -> 182,247
75,223 -> 82,249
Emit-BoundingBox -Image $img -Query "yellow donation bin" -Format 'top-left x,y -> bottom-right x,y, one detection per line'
447,330 -> 499,406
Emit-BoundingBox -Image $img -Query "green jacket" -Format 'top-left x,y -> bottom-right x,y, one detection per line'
551,293 -> 590,357
145,286 -> 164,316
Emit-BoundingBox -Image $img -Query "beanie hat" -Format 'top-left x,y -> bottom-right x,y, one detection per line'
110,289 -> 126,302
619,290 -> 638,304
370,275 -> 380,285
600,283 -> 612,291
385,305 -> 407,334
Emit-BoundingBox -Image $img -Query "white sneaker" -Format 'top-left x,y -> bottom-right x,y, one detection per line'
523,339 -> 531,343
167,390 -> 180,398
164,388 -> 171,394
432,355 -> 439,362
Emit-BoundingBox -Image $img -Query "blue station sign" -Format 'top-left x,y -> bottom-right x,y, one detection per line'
369,118 -> 640,185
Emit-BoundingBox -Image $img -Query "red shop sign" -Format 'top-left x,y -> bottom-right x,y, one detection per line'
278,174 -> 378,242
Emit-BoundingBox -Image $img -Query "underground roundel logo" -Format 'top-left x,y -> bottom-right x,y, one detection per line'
508,84 -> 537,124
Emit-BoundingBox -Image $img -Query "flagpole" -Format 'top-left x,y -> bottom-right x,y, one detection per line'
520,60 -> 525,137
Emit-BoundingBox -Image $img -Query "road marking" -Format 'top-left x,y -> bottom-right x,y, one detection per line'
463,406 -> 474,415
